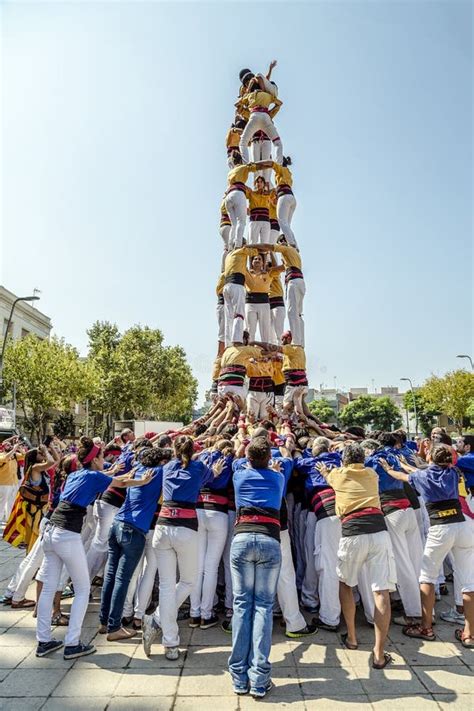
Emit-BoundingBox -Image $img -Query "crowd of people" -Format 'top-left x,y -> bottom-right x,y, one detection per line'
0,63 -> 473,700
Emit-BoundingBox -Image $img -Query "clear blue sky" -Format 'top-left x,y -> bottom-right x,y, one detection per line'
1,0 -> 472,403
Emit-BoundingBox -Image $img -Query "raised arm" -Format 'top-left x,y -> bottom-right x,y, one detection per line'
266,60 -> 277,80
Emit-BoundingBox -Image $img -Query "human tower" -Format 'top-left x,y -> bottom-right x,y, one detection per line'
212,61 -> 314,426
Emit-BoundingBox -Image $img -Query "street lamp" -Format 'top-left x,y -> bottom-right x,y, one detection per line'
456,354 -> 473,370
400,377 -> 418,437
0,295 -> 40,375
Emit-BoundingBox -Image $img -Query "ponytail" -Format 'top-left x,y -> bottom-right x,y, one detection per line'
173,436 -> 194,469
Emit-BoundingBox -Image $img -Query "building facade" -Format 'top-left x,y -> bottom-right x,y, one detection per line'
0,286 -> 52,343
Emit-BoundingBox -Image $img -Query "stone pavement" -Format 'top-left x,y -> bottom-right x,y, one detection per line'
0,531 -> 472,710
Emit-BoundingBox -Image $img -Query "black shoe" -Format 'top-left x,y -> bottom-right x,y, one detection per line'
221,619 -> 232,634
36,640 -> 64,657
189,616 -> 201,628
63,642 -> 96,660
122,616 -> 134,627
286,623 -> 318,639
312,615 -> 339,632
200,615 -> 219,630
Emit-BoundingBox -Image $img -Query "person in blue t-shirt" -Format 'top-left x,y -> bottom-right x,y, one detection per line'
36,437 -> 148,662
142,435 -> 224,661
99,447 -> 165,641
294,437 -> 342,630
379,444 -> 474,649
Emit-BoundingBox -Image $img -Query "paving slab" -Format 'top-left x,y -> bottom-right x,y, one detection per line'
52,668 -> 122,697
42,697 -> 111,710
238,676 -> 303,706
113,667 -> 181,696
0,698 -> 48,711
369,694 -> 436,708
0,645 -> 31,668
174,696 -> 239,710
434,694 -> 474,710
304,697 -> 369,709
298,665 -> 365,696
129,642 -> 186,668
177,667 -> 234,696
413,666 -> 474,694
0,668 -> 68,697
395,639 -> 465,666
353,665 -> 429,695
108,698 -> 174,711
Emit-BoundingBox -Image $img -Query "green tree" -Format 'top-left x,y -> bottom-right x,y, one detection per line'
419,370 -> 474,433
371,396 -> 402,430
466,399 -> 474,427
403,390 -> 439,436
339,395 -> 402,431
3,335 -> 95,442
53,412 -> 76,439
86,322 -> 198,437
308,398 -> 335,423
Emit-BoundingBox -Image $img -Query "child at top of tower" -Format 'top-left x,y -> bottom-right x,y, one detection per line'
237,73 -> 283,166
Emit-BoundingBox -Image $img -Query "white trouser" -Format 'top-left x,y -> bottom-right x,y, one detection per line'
37,526 -> 90,646
190,509 -> 228,620
270,228 -> 280,245
225,190 -> 248,249
0,485 -> 17,522
246,391 -> 273,421
245,302 -> 271,342
223,283 -> 245,346
250,138 -> 272,183
277,529 -> 306,632
286,278 -> 306,346
385,508 -> 423,617
240,113 -> 282,165
277,194 -> 297,248
217,384 -> 247,406
223,510 -> 236,609
314,515 -> 342,626
300,511 -> 318,609
152,525 -> 198,648
283,384 -> 308,411
216,302 -> 225,343
134,530 -> 158,620
420,519 -> 474,590
248,220 -> 270,245
220,224 -> 231,252
9,520 -> 43,601
86,500 -> 118,579
271,305 -> 285,344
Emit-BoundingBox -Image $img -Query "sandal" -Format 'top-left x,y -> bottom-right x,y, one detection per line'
132,618 -> 142,630
51,612 -> 69,626
403,623 -> 435,641
341,632 -> 358,650
455,628 -> 474,648
11,598 -> 36,609
372,651 -> 393,669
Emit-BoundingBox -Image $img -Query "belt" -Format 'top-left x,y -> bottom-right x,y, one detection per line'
160,506 -> 197,520
341,507 -> 383,524
250,106 -> 269,113
236,514 -> 280,526
198,493 -> 228,505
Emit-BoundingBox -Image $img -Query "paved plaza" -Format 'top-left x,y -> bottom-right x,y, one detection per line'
0,531 -> 472,710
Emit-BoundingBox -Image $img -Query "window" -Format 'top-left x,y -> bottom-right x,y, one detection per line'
2,318 -> 13,337
21,328 -> 30,339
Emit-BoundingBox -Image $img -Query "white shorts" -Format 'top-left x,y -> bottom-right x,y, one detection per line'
420,519 -> 474,591
336,530 -> 397,592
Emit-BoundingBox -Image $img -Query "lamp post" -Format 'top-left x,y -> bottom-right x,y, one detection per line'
401,377 -> 418,437
0,295 -> 40,379
456,354 -> 473,370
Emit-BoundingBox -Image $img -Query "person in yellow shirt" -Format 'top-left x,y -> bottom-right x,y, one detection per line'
217,339 -> 265,408
219,199 -> 232,255
224,154 -> 269,249
248,176 -> 271,245
280,331 -> 308,416
268,260 -> 285,344
274,237 -> 305,347
0,441 -> 21,523
216,272 -> 225,352
271,356 -> 286,415
226,118 -> 246,168
223,244 -> 260,345
269,192 -> 280,244
244,253 -> 283,344
237,75 -> 283,165
246,356 -> 275,421
266,157 -> 297,248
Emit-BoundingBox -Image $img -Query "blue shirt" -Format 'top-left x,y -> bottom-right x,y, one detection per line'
198,451 -> 233,490
116,448 -> 135,474
366,451 -> 405,493
115,465 -> 163,534
456,453 -> 474,488
294,451 -> 342,494
162,458 -> 214,503
408,465 -> 460,504
60,468 -> 112,508
233,456 -> 293,510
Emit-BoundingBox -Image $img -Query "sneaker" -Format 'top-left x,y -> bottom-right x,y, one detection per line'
221,619 -> 232,634
312,615 -> 339,632
63,642 -> 96,660
0,595 -> 13,606
250,680 -> 273,698
189,616 -> 201,628
165,646 -> 179,661
200,615 -> 219,630
36,640 -> 64,657
61,585 -> 75,599
142,613 -> 159,657
302,604 -> 320,614
440,607 -> 465,625
233,683 -> 250,695
286,623 -> 318,639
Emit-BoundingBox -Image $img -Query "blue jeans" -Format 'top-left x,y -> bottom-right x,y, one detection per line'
100,520 -> 146,632
228,532 -> 282,691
